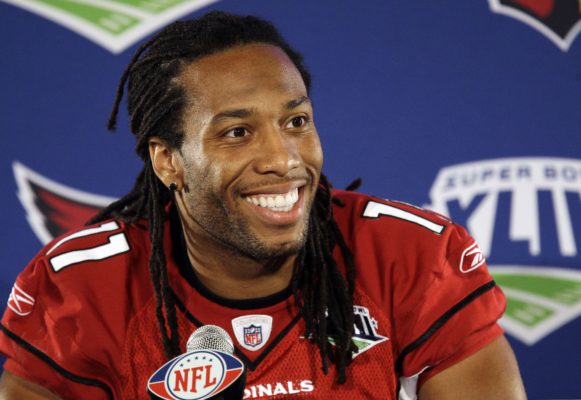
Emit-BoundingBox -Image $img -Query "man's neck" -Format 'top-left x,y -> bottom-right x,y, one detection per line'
180,224 -> 296,301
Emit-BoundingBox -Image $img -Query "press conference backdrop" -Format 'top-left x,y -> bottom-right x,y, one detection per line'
1,0 -> 580,398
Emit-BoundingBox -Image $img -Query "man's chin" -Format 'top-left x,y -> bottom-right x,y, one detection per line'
217,210 -> 310,262
240,239 -> 305,262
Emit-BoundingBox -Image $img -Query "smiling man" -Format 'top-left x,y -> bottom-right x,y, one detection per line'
159,43 -> 323,288
0,11 -> 526,400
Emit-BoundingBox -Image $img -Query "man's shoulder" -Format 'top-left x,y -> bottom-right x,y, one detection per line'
331,189 -> 454,235
1,219 -> 157,393
331,189 -> 474,259
4,218 -> 154,336
26,218 -> 152,290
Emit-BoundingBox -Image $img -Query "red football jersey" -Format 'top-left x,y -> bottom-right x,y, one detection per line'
0,190 -> 505,399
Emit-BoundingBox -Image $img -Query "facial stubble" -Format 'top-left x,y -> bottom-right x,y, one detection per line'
180,167 -> 313,262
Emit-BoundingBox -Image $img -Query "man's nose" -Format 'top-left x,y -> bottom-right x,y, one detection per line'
254,129 -> 301,176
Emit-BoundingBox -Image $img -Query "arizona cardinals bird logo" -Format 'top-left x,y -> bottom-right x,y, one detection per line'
13,161 -> 115,244
489,0 -> 581,51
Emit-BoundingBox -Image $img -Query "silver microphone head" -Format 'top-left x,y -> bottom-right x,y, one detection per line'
186,325 -> 235,354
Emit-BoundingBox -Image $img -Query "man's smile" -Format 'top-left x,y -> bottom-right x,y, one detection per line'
244,187 -> 300,212
240,186 -> 307,226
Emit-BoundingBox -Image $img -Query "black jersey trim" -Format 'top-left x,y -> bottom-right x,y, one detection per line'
0,323 -> 114,399
169,206 -> 293,309
245,313 -> 302,371
173,292 -> 203,327
394,280 -> 497,376
173,292 -> 301,372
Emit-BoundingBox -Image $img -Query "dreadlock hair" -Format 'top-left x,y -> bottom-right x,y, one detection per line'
90,11 -> 357,383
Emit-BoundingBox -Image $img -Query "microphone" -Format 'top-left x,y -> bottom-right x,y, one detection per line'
186,325 -> 235,353
186,326 -> 246,400
148,325 -> 246,400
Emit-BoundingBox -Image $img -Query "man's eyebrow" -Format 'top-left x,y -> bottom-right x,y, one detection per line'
285,96 -> 310,110
211,108 -> 253,124
210,97 -> 309,124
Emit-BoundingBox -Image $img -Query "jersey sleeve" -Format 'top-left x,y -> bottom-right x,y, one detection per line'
333,192 -> 507,392
0,222 -> 138,399
392,221 -> 506,385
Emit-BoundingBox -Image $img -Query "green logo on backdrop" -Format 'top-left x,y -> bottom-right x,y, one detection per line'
0,0 -> 219,53
491,267 -> 581,345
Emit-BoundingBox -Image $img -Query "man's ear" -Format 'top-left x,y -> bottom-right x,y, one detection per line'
149,137 -> 183,190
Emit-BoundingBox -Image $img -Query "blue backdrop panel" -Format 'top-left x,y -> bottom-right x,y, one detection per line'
1,0 -> 580,398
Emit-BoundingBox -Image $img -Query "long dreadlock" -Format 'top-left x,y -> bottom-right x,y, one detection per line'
90,11 -> 357,383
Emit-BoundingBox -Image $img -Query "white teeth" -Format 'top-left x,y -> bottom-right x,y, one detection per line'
275,195 -> 284,207
244,188 -> 299,212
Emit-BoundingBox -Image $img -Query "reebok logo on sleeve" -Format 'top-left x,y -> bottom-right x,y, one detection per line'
459,243 -> 486,273
7,283 -> 35,316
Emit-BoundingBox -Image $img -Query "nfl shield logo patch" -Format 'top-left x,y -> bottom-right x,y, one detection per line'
243,325 -> 262,348
232,315 -> 272,351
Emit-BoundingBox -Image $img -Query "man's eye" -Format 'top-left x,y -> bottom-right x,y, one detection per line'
224,127 -> 248,138
287,116 -> 308,129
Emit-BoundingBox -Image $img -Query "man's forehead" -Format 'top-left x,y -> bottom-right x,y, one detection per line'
177,44 -> 308,112
178,44 -> 303,88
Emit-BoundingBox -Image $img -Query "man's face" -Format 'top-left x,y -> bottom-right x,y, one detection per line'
175,44 -> 323,260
